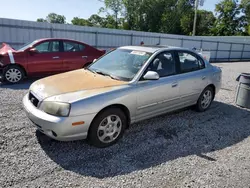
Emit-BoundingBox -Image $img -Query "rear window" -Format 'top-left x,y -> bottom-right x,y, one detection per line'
178,52 -> 205,73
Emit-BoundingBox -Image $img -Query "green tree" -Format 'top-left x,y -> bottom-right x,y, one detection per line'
180,10 -> 216,36
122,0 -> 196,34
36,13 -> 66,24
104,15 -> 118,28
212,0 -> 245,36
122,0 -> 141,30
99,0 -> 124,29
123,0 -> 174,32
160,0 -> 194,34
241,0 -> 250,34
196,10 -> 216,36
37,18 -> 47,22
46,13 -> 66,24
88,14 -> 105,27
71,17 -> 93,26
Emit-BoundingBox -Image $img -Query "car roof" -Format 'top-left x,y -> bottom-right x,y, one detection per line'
36,38 -> 86,44
119,45 -> 188,53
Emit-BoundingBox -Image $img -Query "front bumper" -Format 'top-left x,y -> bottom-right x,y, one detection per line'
23,94 -> 96,141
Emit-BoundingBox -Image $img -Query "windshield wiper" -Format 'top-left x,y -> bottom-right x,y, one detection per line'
95,70 -> 120,80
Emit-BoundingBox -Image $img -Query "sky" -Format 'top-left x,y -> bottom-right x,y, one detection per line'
202,0 -> 221,12
0,0 -> 220,23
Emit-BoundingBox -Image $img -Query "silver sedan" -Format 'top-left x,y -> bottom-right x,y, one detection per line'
23,45 -> 222,147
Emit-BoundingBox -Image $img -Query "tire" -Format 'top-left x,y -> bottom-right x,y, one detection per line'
88,108 -> 127,148
3,65 -> 25,84
196,86 -> 214,112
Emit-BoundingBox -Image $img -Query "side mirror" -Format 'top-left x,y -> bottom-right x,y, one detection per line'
29,48 -> 38,54
143,71 -> 159,80
93,59 -> 97,63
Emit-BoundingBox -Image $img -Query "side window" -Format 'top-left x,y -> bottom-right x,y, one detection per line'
51,41 -> 60,52
35,41 -> 60,53
35,42 -> 50,53
178,52 -> 205,73
63,41 -> 85,52
147,52 -> 176,77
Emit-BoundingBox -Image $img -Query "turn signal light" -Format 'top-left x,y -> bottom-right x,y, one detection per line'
72,121 -> 85,126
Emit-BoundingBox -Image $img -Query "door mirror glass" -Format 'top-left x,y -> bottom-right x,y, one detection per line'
143,71 -> 159,80
29,48 -> 39,54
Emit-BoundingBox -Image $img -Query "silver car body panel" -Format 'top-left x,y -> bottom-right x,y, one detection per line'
23,46 -> 222,141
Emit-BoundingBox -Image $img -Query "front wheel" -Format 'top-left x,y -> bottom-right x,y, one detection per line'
196,86 -> 214,112
3,65 -> 25,84
88,108 -> 126,148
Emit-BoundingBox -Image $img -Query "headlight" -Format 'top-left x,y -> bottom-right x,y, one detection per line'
39,101 -> 71,117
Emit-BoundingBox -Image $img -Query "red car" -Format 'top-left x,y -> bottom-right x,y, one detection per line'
0,38 -> 105,83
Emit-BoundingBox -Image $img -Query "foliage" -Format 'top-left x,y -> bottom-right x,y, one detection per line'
36,0 -> 250,36
241,0 -> 250,34
212,0 -> 246,36
196,10 -> 216,36
99,0 -> 124,29
37,18 -> 47,22
37,13 -> 66,24
71,17 -> 93,26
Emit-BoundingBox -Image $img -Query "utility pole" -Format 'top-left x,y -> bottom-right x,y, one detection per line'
192,0 -> 199,36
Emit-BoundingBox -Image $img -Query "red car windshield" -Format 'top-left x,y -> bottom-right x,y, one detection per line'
18,40 -> 38,51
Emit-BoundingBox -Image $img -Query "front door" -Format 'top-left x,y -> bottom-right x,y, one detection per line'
27,40 -> 63,75
136,51 -> 180,121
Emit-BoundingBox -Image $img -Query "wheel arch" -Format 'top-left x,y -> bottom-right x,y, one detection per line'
90,104 -> 131,130
4,63 -> 27,76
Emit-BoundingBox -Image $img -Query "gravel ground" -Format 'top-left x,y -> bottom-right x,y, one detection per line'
0,62 -> 250,188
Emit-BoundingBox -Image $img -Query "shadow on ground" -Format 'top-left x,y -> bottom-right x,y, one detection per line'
37,101 -> 250,178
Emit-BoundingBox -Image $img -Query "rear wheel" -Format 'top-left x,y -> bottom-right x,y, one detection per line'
88,108 -> 126,148
196,86 -> 214,112
3,65 -> 25,84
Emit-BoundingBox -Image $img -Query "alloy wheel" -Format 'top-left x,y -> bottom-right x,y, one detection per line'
97,115 -> 122,143
201,90 -> 212,109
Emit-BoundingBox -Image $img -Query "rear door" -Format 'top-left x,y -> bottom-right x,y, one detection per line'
27,40 -> 63,75
174,50 -> 209,106
61,41 -> 89,71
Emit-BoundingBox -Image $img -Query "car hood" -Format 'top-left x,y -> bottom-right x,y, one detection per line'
0,43 -> 16,55
30,69 -> 128,100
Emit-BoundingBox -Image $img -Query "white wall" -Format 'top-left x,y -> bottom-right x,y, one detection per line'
1,18 -> 250,62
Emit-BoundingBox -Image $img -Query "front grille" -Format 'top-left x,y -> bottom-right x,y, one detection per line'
28,92 -> 39,107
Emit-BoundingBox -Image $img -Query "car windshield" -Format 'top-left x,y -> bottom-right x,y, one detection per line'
18,40 -> 38,51
88,49 -> 152,81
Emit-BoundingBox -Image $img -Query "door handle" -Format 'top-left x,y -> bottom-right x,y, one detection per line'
82,56 -> 88,59
202,76 -> 206,80
172,82 -> 178,88
53,56 -> 60,59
